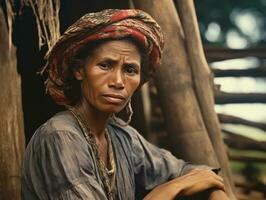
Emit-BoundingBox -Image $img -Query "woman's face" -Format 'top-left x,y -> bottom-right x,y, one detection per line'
75,40 -> 141,114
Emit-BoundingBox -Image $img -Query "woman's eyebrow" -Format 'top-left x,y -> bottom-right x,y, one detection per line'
97,57 -> 118,65
125,61 -> 141,69
99,57 -> 140,68
99,57 -> 118,63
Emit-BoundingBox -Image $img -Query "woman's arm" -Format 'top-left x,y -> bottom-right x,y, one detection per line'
144,168 -> 228,200
208,189 -> 229,200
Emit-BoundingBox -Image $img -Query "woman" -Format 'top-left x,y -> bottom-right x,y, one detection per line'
22,9 -> 229,200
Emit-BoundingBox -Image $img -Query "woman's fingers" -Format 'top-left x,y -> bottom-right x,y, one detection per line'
175,168 -> 225,196
144,168 -> 226,200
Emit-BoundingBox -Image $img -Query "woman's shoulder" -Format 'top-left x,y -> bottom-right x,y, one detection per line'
38,110 -> 80,133
42,110 -> 80,133
27,110 -> 83,151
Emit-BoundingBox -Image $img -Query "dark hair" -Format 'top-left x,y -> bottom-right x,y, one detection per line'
63,38 -> 148,106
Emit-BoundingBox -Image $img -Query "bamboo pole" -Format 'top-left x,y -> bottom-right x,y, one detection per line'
0,7 -> 25,200
175,0 -> 236,198
132,0 -> 219,176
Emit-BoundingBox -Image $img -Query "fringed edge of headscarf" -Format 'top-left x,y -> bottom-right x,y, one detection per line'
21,0 -> 61,51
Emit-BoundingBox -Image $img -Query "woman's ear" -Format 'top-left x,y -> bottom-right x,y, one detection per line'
73,67 -> 84,81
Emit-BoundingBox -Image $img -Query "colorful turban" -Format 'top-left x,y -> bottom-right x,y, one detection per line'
44,9 -> 164,106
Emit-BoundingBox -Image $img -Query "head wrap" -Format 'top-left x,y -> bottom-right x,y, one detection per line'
44,9 -> 164,106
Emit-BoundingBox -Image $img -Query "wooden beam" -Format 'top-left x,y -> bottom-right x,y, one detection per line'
222,129 -> 266,151
229,155 -> 266,163
219,114 -> 266,131
213,67 -> 266,77
215,91 -> 266,104
204,46 -> 266,62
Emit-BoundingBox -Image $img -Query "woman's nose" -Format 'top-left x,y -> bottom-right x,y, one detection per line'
108,68 -> 125,89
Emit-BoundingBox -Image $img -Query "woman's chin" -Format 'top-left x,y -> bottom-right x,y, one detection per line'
99,105 -> 124,115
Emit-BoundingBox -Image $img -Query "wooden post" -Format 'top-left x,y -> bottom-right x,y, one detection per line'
175,0 -> 237,198
0,6 -> 25,200
132,0 -> 219,170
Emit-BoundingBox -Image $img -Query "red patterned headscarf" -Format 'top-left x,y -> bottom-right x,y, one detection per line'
44,9 -> 164,106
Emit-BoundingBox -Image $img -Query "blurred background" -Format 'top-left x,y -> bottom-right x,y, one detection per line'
195,0 -> 266,198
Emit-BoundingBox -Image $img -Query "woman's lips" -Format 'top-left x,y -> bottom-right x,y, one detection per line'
102,94 -> 126,104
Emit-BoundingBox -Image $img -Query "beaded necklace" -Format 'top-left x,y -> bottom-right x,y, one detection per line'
68,108 -> 116,200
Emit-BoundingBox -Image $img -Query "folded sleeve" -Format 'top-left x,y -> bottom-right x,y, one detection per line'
128,127 -> 218,190
22,130 -> 107,200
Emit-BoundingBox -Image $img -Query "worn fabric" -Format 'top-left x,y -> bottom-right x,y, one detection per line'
22,111 -> 213,200
43,9 -> 164,106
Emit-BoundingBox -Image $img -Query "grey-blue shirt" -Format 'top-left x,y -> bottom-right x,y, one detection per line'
22,111 -> 210,199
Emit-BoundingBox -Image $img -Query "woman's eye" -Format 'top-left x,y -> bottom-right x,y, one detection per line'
125,65 -> 138,75
99,63 -> 110,70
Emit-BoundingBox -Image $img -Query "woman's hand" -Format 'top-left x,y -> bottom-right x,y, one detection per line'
144,168 -> 226,200
176,168 -> 225,196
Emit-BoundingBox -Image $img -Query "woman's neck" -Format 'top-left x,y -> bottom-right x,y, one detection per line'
74,99 -> 111,139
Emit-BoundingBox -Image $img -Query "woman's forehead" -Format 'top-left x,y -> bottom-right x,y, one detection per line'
91,40 -> 141,63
